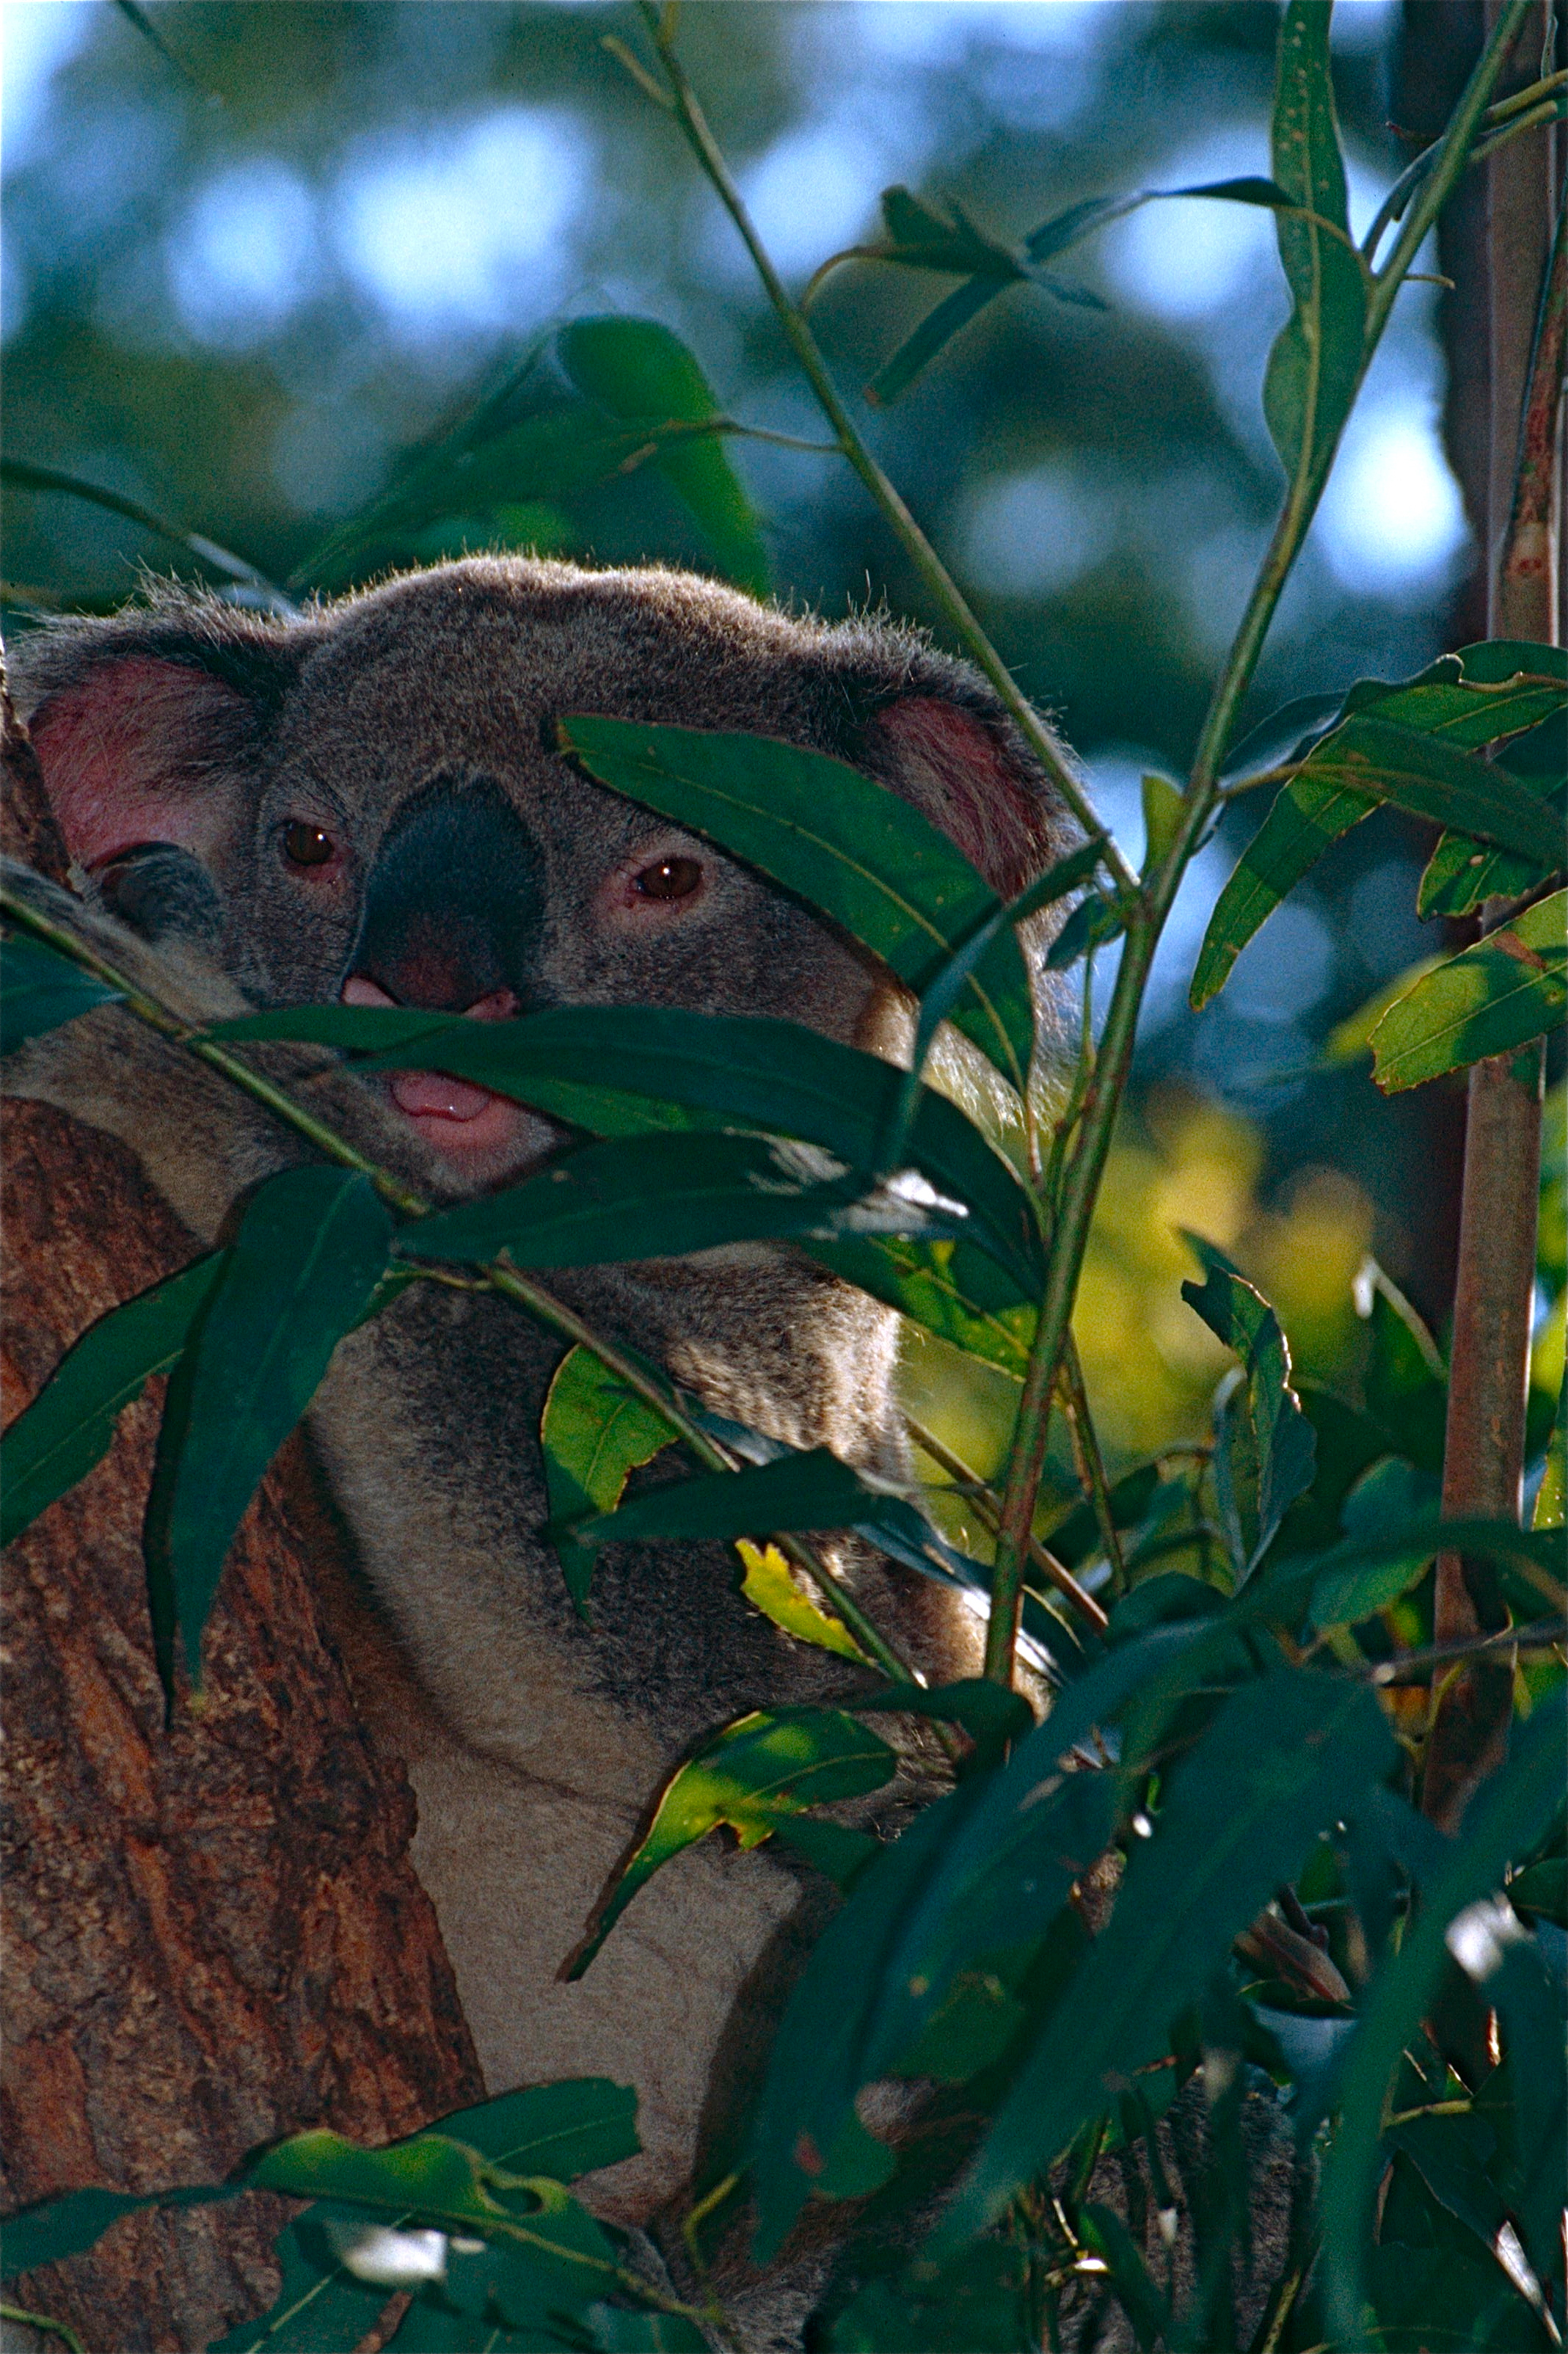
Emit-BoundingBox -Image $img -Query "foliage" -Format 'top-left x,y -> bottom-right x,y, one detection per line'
2,4 -> 1565,2350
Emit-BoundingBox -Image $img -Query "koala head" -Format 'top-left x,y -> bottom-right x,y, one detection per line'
15,558 -> 1072,1189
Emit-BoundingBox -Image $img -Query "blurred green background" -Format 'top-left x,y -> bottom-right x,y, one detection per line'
2,0 -> 1558,1471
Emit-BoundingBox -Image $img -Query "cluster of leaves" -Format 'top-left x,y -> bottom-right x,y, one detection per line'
2,3 -> 1565,2349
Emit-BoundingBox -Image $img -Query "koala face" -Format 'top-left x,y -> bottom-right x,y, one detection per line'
17,558 -> 1071,1189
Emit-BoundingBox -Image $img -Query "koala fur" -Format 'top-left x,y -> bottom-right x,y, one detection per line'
4,558 -> 1076,2239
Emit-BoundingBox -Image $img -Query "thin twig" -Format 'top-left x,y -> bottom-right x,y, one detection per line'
903,1412 -> 1109,1635
632,2 -> 1131,883
1366,1618 -> 1566,1684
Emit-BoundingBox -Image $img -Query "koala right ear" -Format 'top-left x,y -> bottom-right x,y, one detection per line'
12,604 -> 310,876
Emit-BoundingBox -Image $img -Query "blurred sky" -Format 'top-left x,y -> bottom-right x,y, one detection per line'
0,0 -> 1484,1325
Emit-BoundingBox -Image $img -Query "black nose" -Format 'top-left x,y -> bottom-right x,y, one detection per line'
346,773 -> 544,1013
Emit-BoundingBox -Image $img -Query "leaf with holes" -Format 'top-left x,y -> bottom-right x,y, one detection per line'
0,1252 -> 223,1548
1370,890 -> 1566,1093
569,1708 -> 897,1976
539,1346 -> 679,1611
556,718 -> 1036,1090
737,1541 -> 869,1661
156,1168 -> 393,1683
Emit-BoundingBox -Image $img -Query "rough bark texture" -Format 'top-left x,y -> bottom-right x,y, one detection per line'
1,1098 -> 484,2352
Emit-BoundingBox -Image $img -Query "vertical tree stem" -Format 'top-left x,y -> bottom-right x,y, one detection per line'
1425,28 -> 1562,1829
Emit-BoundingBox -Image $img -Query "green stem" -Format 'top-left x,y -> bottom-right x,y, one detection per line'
903,1410 -> 1109,1635
3,886 -> 916,1680
635,3 -> 1132,887
1059,1335 -> 1126,1596
981,0 -> 1535,1683
0,2306 -> 87,2354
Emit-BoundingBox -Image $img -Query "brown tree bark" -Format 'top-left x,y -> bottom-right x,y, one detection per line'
1,692 -> 484,2347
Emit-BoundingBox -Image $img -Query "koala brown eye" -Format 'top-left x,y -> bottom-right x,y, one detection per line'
633,856 -> 702,903
282,823 -> 337,870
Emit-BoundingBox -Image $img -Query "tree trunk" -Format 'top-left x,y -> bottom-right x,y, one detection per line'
1,705 -> 484,2349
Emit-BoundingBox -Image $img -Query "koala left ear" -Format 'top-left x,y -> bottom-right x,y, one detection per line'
856,692 -> 1072,901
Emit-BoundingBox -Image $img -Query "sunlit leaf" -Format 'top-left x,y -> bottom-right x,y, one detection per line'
1305,715 -> 1565,866
1369,889 -> 1566,1093
0,1253 -> 222,1548
569,1707 -> 897,1975
156,1168 -> 393,1683
540,1347 -> 679,1613
805,1236 -> 1032,1378
736,1539 -> 869,1661
0,928 -> 122,1052
558,316 -> 770,597
556,718 -> 1037,1089
938,1668 -> 1396,2246
1180,1235 -> 1316,1575
1534,1366 -> 1566,1531
1261,1 -> 1368,485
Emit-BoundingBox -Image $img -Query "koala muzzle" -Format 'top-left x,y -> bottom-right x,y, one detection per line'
343,772 -> 545,1017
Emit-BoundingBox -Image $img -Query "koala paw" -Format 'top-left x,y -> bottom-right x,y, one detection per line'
90,842 -> 226,952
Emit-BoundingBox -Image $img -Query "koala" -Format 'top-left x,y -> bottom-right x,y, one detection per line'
3,557 -> 1074,2243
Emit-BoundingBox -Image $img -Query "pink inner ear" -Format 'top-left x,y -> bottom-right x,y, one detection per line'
29,656 -> 238,869
869,696 -> 1049,898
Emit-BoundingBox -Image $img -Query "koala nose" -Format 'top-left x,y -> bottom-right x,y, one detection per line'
345,772 -> 544,1016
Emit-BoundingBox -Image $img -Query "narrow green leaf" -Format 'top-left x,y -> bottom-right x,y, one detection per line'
1,930 -> 122,1052
874,186 -> 1026,279
1,2182 -> 235,2281
205,2211 -> 392,2354
206,1004 -> 1043,1302
1360,1257 -> 1447,1473
801,1236 -> 1033,1379
1192,771 -> 1374,1008
1180,1235 -> 1316,1575
1307,715 -> 1566,867
1533,1365 -> 1566,1531
573,1443 -> 892,1550
736,1539 -> 869,1661
1369,889 -> 1566,1093
1261,1 -> 1368,484
558,316 -> 770,598
158,1169 -> 393,1683
569,1708 -> 897,1976
1079,2204 -> 1172,2354
938,1667 -> 1396,2247
247,2132 -> 498,2227
1319,1697 -> 1567,2348
398,1131 -> 971,1270
556,717 -> 1036,1089
541,1347 -> 678,1613
1418,764 -> 1564,918
866,276 -> 1008,408
1044,889 -> 1131,972
427,2079 -> 641,2181
1,1254 -> 223,1548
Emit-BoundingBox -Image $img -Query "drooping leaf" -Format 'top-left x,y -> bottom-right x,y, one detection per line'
736,1539 -> 869,1661
540,1347 -> 679,1613
0,2182 -> 236,2282
569,1708 -> 897,1976
749,1632 -> 1199,2258
1418,759 -> 1565,919
0,1253 -> 222,1548
427,2079 -> 641,2182
555,717 -> 1036,1089
1319,1696 -> 1567,2349
938,1666 -> 1396,2247
1303,716 -> 1566,866
1358,1256 -> 1447,1472
398,1131 -> 972,1270
867,276 -> 1021,409
1180,1235 -> 1316,1576
1192,771 -> 1374,1010
157,1168 -> 393,1683
0,928 -> 123,1052
210,1005 -> 1044,1301
1418,650 -> 1567,914
1044,889 -> 1132,972
1261,1 -> 1368,486
558,316 -> 770,598
1369,890 -> 1566,1093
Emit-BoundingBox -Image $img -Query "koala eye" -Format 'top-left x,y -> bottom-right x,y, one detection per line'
282,822 -> 338,870
632,856 -> 703,903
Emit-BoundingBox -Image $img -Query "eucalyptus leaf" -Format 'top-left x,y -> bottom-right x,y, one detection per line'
1369,890 -> 1566,1093
1180,1235 -> 1316,1576
0,928 -> 123,1052
0,1252 -> 222,1548
1261,1 -> 1368,486
736,1539 -> 869,1661
555,717 -> 1036,1089
541,1347 -> 679,1613
938,1667 -> 1396,2247
0,2182 -> 236,2282
569,1708 -> 897,1976
156,1167 -> 393,1684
